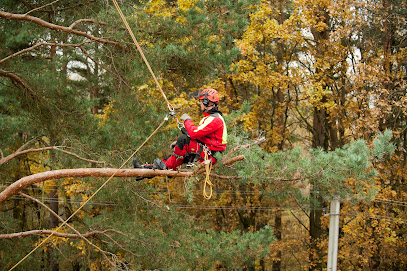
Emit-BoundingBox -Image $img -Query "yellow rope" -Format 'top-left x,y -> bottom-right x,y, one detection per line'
111,0 -> 174,112
203,148 -> 213,200
9,117 -> 168,271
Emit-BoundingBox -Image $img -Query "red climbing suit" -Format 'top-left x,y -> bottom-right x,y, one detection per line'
164,112 -> 227,170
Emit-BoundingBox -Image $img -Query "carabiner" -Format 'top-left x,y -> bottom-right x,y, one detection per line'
167,109 -> 184,130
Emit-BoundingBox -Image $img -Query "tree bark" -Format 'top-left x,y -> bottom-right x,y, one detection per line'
309,6 -> 331,271
0,168 -> 194,203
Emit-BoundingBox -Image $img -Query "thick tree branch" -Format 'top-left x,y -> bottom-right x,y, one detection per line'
0,168 -> 194,203
0,11 -> 120,47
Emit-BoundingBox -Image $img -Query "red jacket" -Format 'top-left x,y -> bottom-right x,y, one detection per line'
184,112 -> 227,151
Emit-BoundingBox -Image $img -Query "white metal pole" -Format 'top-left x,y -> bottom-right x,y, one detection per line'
327,197 -> 340,271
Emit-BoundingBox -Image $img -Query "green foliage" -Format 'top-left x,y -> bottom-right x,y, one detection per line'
372,129 -> 395,162
224,110 -> 394,203
1,0 -> 406,270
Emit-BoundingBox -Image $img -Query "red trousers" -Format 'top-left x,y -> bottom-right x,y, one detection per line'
164,134 -> 217,170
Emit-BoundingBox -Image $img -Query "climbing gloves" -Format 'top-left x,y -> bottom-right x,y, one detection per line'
180,113 -> 191,122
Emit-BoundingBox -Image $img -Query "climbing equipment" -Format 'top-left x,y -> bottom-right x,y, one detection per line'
169,109 -> 185,130
112,0 -> 184,127
202,146 -> 213,200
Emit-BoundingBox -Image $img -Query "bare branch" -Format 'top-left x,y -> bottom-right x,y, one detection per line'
228,137 -> 266,156
0,69 -> 36,95
69,19 -> 106,30
0,168 -> 194,203
209,173 -> 240,180
290,210 -> 310,233
223,155 -> 246,166
0,229 -> 121,240
0,42 -> 90,65
56,149 -> 105,166
0,11 -> 120,47
0,145 -> 105,166
24,0 -> 61,15
0,146 -> 62,166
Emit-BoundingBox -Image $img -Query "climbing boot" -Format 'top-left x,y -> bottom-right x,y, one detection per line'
153,158 -> 167,170
132,158 -> 142,169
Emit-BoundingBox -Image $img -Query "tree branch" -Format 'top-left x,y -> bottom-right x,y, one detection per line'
290,210 -> 310,233
0,42 -> 91,65
222,155 -> 246,166
69,19 -> 106,30
0,69 -> 36,96
0,229 -> 121,240
56,148 -> 105,166
228,137 -> 266,156
0,146 -> 105,166
0,168 -> 194,203
24,0 -> 60,15
0,146 -> 62,166
0,11 -> 120,47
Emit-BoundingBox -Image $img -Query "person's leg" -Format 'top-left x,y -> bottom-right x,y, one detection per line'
164,134 -> 200,170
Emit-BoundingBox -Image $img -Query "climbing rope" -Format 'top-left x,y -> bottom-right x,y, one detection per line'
111,0 -> 174,112
202,147 -> 213,200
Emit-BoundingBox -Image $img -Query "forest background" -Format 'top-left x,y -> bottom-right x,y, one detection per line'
0,0 -> 406,270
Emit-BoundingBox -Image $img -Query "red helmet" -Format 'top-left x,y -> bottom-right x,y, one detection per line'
198,88 -> 219,104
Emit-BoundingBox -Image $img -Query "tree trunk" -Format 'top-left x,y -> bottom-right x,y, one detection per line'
309,6 -> 331,271
272,208 -> 282,271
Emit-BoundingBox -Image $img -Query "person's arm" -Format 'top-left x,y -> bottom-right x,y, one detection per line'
184,116 -> 221,139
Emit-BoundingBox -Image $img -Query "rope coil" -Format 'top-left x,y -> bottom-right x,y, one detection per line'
203,147 -> 213,200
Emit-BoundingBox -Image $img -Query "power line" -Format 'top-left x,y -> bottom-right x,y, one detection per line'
12,196 -> 116,206
374,198 -> 407,206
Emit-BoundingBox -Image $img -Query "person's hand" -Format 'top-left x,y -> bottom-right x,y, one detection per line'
180,113 -> 191,122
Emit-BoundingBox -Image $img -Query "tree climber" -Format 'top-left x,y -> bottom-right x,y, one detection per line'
133,88 -> 227,171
